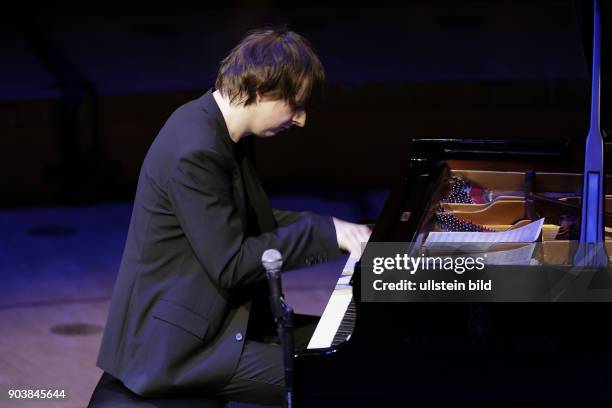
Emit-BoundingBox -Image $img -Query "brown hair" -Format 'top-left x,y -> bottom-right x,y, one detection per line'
215,27 -> 325,109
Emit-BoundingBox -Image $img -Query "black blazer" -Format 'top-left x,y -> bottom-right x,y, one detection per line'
96,90 -> 340,397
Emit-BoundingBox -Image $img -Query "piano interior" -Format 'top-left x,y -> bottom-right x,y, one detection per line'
414,161 -> 612,265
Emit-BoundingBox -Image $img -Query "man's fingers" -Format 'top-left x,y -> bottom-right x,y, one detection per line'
333,217 -> 373,255
350,233 -> 366,256
358,229 -> 372,244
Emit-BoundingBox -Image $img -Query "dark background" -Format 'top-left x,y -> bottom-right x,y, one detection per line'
2,0 -> 610,208
0,3 -> 610,405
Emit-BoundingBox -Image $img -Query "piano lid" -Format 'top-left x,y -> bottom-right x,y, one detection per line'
404,0 -> 611,174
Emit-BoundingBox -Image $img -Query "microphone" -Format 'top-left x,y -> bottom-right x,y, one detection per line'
262,249 -> 284,319
262,249 -> 294,408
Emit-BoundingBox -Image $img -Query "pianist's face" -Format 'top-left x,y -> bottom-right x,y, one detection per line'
249,92 -> 307,137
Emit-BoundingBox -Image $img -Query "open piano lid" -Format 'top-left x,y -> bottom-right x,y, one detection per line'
408,0 -> 610,164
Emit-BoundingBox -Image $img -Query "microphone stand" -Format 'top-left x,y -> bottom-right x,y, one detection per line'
261,249 -> 295,408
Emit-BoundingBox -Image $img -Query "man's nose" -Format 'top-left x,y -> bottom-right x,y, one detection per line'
292,110 -> 306,127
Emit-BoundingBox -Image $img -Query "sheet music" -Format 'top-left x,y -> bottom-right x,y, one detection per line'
484,243 -> 538,265
425,218 -> 544,244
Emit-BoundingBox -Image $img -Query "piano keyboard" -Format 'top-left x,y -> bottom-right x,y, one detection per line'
307,256 -> 358,349
331,298 -> 355,346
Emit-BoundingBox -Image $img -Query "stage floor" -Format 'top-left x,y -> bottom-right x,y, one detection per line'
0,194 -> 384,407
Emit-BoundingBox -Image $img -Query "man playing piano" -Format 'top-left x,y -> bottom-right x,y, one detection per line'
94,28 -> 371,405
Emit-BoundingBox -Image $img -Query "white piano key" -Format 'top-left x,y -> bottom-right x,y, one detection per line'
307,256 -> 358,349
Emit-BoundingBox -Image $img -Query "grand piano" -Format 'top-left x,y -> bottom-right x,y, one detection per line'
294,1 -> 612,406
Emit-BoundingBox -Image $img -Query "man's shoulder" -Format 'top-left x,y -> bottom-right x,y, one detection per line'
141,93 -> 234,184
167,94 -> 216,138
156,93 -> 232,157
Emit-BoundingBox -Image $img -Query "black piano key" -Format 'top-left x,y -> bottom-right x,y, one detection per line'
331,298 -> 356,346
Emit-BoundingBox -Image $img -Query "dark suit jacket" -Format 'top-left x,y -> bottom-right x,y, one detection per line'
96,90 -> 340,397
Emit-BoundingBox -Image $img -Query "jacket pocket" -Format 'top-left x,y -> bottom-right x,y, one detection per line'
151,299 -> 209,340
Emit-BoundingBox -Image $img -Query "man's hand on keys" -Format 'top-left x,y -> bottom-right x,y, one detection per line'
332,217 -> 372,258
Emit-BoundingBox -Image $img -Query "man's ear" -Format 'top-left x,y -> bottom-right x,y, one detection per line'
255,91 -> 262,104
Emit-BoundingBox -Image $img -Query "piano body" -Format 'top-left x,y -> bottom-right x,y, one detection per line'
295,1 -> 612,406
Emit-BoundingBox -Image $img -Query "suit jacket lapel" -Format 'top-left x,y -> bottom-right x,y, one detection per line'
235,139 -> 277,234
231,167 -> 249,235
201,90 -> 276,236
